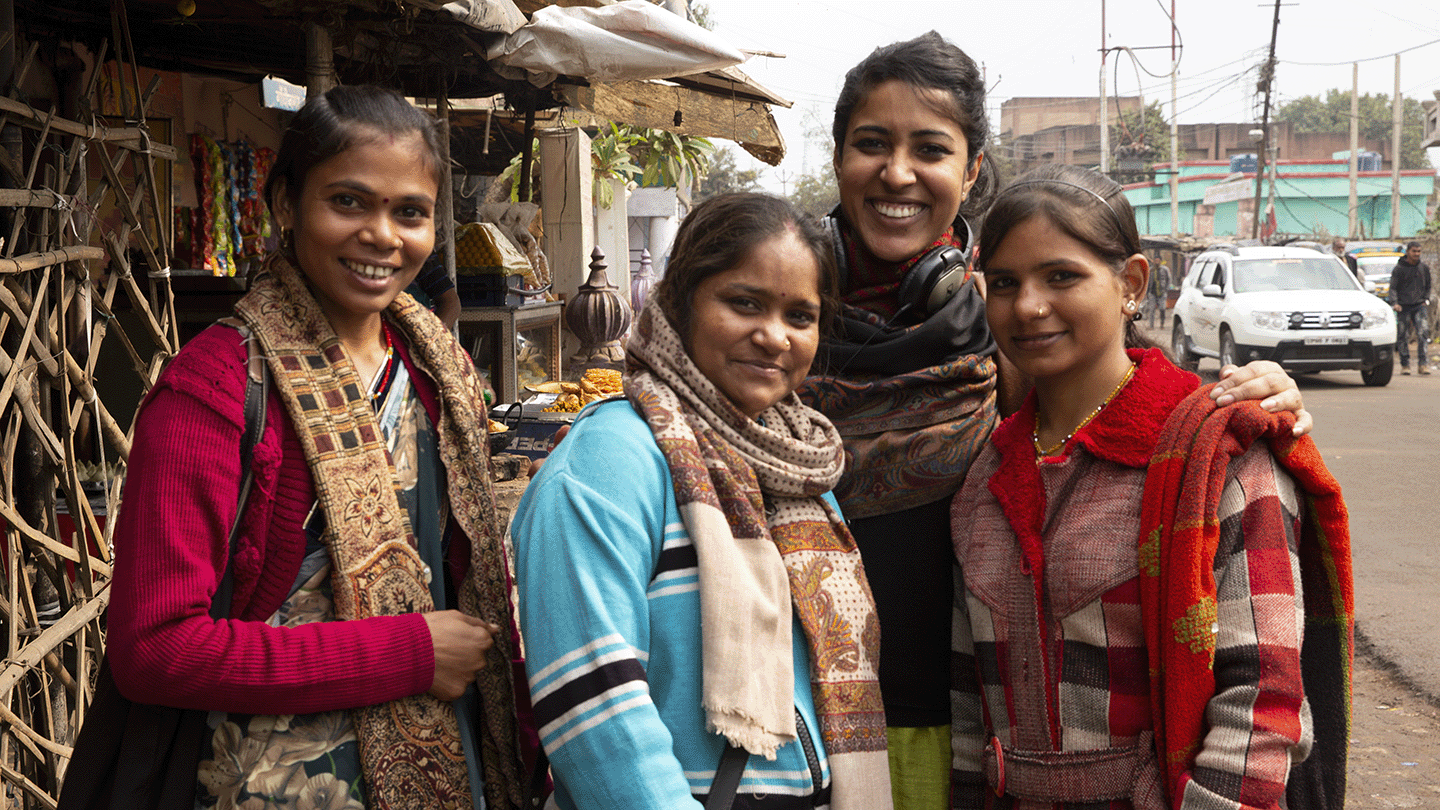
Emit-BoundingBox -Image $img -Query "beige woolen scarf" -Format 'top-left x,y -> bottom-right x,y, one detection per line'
234,253 -> 523,810
623,300 -> 891,809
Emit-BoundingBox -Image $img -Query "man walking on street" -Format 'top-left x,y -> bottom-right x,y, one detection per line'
1333,237 -> 1360,283
1148,260 -> 1172,329
1388,241 -> 1432,375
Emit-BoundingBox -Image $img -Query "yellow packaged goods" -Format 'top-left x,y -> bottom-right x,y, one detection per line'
539,368 -> 625,413
454,222 -> 535,277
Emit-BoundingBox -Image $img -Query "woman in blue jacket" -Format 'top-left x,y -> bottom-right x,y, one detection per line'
511,192 -> 891,810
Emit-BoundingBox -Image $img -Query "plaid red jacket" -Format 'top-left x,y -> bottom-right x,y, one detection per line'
950,349 -> 1314,809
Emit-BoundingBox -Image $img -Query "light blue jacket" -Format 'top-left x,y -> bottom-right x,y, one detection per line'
511,399 -> 832,810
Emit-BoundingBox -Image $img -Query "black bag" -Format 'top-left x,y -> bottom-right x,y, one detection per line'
59,350 -> 268,810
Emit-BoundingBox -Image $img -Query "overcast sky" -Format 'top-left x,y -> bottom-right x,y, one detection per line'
705,0 -> 1440,188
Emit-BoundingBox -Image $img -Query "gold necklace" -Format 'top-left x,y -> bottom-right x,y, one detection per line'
1032,362 -> 1137,458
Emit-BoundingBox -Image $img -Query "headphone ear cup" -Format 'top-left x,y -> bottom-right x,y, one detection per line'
897,245 -> 967,318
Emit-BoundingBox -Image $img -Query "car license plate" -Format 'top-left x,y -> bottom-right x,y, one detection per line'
1304,336 -> 1346,345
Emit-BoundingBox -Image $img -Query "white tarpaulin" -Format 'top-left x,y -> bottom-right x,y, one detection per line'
405,0 -> 528,33
486,0 -> 745,86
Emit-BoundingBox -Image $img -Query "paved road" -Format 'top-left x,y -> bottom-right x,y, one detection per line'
1184,354 -> 1440,703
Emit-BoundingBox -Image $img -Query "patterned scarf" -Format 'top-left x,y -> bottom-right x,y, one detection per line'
623,301 -> 891,810
234,253 -> 524,810
798,219 -> 997,518
1139,388 -> 1353,810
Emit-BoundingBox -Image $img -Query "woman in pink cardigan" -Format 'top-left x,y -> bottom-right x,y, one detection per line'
99,86 -> 523,810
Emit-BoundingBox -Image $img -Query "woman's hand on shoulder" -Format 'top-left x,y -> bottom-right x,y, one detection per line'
424,610 -> 502,700
1211,360 -> 1312,436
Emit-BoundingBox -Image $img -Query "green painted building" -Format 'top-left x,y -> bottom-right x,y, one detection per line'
1123,159 -> 1437,239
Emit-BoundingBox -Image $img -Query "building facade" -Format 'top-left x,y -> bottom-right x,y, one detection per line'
1122,159 -> 1438,239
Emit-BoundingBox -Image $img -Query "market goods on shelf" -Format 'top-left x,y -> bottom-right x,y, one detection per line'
539,368 -> 625,412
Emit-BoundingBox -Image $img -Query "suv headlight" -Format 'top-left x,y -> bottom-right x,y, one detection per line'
1251,311 -> 1290,331
1360,308 -> 1392,330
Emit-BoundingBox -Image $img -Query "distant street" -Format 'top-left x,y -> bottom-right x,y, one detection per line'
1274,361 -> 1440,693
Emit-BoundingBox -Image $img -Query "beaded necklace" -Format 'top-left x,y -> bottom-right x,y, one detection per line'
367,320 -> 398,408
1033,362 -> 1137,459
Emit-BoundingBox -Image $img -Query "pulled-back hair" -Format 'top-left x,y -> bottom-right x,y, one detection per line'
979,164 -> 1152,350
832,32 -> 996,217
265,85 -> 444,216
652,192 -> 839,342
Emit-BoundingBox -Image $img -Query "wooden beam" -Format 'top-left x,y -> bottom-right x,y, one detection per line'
0,761 -> 58,810
0,97 -> 177,161
0,189 -> 65,208
0,699 -> 72,759
0,247 -> 104,275
0,501 -> 110,578
0,589 -> 109,702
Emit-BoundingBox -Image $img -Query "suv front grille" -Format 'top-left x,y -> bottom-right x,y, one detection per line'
1290,310 -> 1360,330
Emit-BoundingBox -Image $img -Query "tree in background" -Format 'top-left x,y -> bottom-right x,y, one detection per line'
1275,90 -> 1429,169
789,170 -> 840,218
695,145 -> 763,200
1109,101 -> 1174,184
781,105 -> 840,217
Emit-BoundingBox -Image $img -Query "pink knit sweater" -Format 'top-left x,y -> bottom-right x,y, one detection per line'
106,324 -> 440,714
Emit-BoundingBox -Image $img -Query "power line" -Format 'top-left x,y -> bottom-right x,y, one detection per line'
1280,38 -> 1440,67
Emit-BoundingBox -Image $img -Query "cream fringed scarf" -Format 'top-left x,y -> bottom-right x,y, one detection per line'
623,301 -> 892,810
234,254 -> 523,810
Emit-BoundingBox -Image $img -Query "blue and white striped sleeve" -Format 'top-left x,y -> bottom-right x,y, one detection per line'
511,426 -> 701,810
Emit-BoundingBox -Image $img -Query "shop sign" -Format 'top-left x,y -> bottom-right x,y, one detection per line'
262,76 -> 306,111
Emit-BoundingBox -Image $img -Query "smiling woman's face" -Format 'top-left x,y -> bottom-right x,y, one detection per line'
274,128 -> 438,334
686,230 -> 823,419
835,80 -> 980,263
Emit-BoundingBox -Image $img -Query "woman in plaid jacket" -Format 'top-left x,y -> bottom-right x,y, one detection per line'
948,165 -> 1350,810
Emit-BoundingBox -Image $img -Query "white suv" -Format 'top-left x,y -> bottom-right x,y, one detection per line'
1171,244 -> 1398,386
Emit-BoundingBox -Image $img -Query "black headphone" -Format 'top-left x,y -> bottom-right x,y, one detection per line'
823,212 -> 975,321
896,245 -> 969,319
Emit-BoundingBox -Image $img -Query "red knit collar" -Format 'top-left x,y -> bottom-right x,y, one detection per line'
983,348 -> 1199,578
991,347 -> 1199,470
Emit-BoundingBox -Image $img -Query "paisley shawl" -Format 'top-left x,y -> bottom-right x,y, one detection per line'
624,300 -> 891,810
234,253 -> 523,810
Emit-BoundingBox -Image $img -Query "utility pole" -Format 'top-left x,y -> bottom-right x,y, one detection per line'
1169,0 -> 1180,238
1391,54 -> 1403,239
1099,0 -> 1109,175
1251,0 -> 1281,240
1348,62 -> 1359,238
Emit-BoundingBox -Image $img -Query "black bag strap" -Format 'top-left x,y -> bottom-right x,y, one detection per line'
209,338 -> 268,620
703,743 -> 750,810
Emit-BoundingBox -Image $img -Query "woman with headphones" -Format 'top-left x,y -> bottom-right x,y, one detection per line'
796,32 -> 1311,810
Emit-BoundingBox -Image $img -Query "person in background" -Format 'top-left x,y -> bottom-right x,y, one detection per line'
1388,240 -> 1432,375
1332,236 -> 1361,283
511,193 -> 890,810
794,32 -> 1312,810
1147,259 -> 1171,329
84,85 -> 524,809
950,163 -> 1351,809
408,252 -> 463,331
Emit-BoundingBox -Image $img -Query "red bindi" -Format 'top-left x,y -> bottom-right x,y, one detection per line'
383,197 -> 390,203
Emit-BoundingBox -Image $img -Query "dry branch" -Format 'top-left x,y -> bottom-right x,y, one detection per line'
0,96 -> 177,162
0,589 -> 109,702
0,246 -> 105,275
